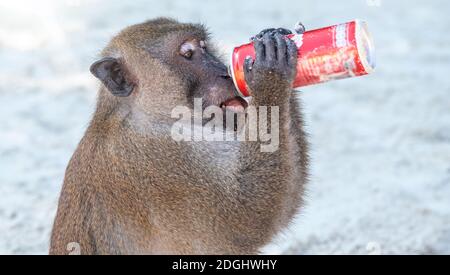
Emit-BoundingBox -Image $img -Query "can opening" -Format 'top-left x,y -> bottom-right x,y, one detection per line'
356,20 -> 376,73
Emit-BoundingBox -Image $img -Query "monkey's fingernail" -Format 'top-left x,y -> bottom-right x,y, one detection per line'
294,22 -> 306,34
251,35 -> 264,42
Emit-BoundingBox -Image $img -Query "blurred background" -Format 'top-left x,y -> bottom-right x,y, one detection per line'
0,0 -> 449,254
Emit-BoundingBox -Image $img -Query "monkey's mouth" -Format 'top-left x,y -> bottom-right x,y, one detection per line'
220,96 -> 248,113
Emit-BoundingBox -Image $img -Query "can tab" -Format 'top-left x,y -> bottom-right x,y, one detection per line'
294,22 -> 306,34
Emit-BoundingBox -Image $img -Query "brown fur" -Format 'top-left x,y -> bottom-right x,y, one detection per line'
50,18 -> 308,255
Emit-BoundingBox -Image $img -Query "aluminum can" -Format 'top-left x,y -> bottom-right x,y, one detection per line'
229,20 -> 376,97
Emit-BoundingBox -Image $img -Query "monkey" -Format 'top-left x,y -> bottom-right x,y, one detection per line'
49,17 -> 308,255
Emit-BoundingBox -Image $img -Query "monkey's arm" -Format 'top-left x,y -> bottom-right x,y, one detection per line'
231,32 -> 307,240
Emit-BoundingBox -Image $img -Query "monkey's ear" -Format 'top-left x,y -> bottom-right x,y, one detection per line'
90,57 -> 134,97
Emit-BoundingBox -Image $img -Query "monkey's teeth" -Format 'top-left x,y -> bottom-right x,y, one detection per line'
221,97 -> 248,113
225,105 -> 245,113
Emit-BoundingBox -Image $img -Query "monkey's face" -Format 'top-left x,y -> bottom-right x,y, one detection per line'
171,38 -> 248,113
90,19 -> 247,125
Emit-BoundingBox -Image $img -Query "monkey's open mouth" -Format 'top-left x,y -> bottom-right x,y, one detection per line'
220,96 -> 248,113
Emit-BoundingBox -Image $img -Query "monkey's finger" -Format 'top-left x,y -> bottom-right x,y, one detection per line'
254,39 -> 265,62
274,28 -> 292,36
263,33 -> 276,64
286,38 -> 298,68
244,57 -> 255,84
244,56 -> 254,73
275,33 -> 287,66
253,28 -> 276,40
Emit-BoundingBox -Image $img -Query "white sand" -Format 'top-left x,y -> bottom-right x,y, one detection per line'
0,0 -> 449,254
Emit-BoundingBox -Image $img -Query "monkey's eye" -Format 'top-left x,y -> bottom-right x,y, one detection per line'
180,42 -> 196,59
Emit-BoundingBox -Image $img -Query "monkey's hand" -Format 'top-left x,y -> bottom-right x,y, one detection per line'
244,31 -> 297,106
250,27 -> 292,40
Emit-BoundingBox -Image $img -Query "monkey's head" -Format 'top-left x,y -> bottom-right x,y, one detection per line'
90,18 -> 247,126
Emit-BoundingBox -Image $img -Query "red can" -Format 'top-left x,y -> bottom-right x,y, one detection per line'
229,20 -> 376,97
